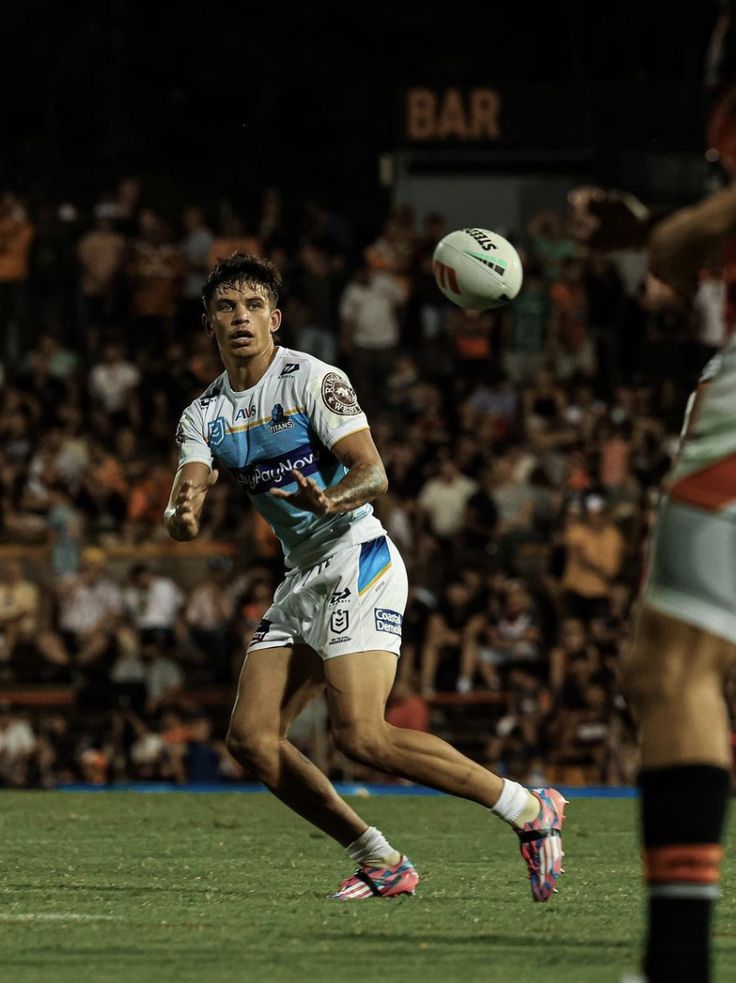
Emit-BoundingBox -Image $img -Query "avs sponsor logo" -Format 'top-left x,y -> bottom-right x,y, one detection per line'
374,608 -> 402,636
234,442 -> 322,494
330,609 -> 349,634
321,372 -> 361,417
269,403 -> 294,433
329,587 -> 351,605
253,618 -> 271,642
207,417 -> 227,447
235,404 -> 257,421
279,362 -> 300,377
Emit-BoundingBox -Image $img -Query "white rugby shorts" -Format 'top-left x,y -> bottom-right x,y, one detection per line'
642,339 -> 736,643
642,495 -> 736,644
248,535 -> 408,660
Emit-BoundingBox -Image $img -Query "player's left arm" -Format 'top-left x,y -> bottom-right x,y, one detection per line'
269,429 -> 387,516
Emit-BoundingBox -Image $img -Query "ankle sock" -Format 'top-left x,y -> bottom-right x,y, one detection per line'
347,826 -> 401,867
491,778 -> 540,826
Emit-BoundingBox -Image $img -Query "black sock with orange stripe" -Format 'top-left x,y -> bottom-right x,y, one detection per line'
640,765 -> 730,983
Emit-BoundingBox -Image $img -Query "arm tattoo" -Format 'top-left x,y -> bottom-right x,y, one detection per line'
324,463 -> 387,513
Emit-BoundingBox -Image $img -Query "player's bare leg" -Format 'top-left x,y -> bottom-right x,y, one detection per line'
226,645 -> 371,845
226,645 -> 419,899
622,606 -> 736,983
324,650 -> 567,901
326,651 -> 505,802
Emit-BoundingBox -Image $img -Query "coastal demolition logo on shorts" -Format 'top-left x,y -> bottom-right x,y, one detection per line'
321,372 -> 361,416
253,618 -> 272,642
374,608 -> 402,636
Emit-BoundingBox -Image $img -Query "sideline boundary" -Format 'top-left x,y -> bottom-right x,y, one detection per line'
50,782 -> 638,798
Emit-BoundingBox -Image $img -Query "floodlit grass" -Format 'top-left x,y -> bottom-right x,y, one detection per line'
1,792 -> 735,982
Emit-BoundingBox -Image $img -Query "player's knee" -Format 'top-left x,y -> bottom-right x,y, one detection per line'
332,722 -> 389,767
226,725 -> 277,778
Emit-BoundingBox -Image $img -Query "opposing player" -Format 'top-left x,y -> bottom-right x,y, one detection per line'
571,140 -> 736,983
164,252 -> 566,902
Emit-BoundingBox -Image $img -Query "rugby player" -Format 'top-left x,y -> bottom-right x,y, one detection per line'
164,252 -> 566,902
570,17 -> 736,965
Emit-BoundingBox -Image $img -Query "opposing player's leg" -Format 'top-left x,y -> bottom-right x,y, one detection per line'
226,645 -> 370,845
623,605 -> 736,983
323,650 -> 567,902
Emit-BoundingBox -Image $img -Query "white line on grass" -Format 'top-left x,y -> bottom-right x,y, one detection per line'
0,913 -> 120,922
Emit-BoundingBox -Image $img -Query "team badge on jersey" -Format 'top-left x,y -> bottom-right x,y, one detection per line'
322,372 -> 361,416
269,403 -> 294,433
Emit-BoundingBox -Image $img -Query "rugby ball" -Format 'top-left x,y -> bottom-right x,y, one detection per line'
433,228 -> 523,309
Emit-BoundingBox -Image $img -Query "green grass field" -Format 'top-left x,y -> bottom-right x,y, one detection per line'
1,792 -> 735,983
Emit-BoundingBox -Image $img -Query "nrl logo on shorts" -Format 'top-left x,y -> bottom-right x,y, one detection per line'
321,372 -> 361,417
330,609 -> 349,634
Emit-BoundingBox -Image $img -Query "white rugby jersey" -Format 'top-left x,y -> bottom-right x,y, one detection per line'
175,347 -> 385,568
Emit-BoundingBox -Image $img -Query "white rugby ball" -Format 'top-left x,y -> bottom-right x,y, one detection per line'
433,228 -> 523,309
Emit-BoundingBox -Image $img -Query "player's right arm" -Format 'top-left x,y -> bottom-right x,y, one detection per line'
165,402 -> 218,541
164,463 -> 218,541
570,182 -> 736,299
647,184 -> 736,298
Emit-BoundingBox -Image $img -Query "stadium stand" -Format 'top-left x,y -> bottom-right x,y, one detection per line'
0,183 -> 720,789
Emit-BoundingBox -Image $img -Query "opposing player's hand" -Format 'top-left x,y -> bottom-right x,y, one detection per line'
172,470 -> 219,536
568,186 -> 650,251
269,469 -> 331,516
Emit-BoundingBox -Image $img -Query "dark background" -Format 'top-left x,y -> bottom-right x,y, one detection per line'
1,0 -> 721,223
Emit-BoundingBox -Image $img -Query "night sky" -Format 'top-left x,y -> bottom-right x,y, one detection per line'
1,0 -> 721,218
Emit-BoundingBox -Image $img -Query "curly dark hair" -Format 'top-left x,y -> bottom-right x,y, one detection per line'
201,252 -> 282,310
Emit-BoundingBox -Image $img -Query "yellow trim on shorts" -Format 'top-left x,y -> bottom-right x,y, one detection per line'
357,560 -> 392,595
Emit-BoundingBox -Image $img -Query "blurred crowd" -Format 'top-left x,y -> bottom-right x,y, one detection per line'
0,179 -> 729,789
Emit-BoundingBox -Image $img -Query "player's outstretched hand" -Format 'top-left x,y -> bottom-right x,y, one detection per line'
270,469 -> 331,516
569,185 -> 650,251
173,469 -> 219,536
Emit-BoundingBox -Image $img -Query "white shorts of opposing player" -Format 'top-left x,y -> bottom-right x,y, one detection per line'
642,340 -> 736,643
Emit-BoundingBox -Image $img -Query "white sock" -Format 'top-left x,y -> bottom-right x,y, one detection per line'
491,778 -> 539,826
347,826 -> 401,866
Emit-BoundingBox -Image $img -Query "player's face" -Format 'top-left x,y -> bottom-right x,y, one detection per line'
204,281 -> 281,359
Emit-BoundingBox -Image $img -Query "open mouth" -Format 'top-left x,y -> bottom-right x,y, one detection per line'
229,329 -> 254,346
